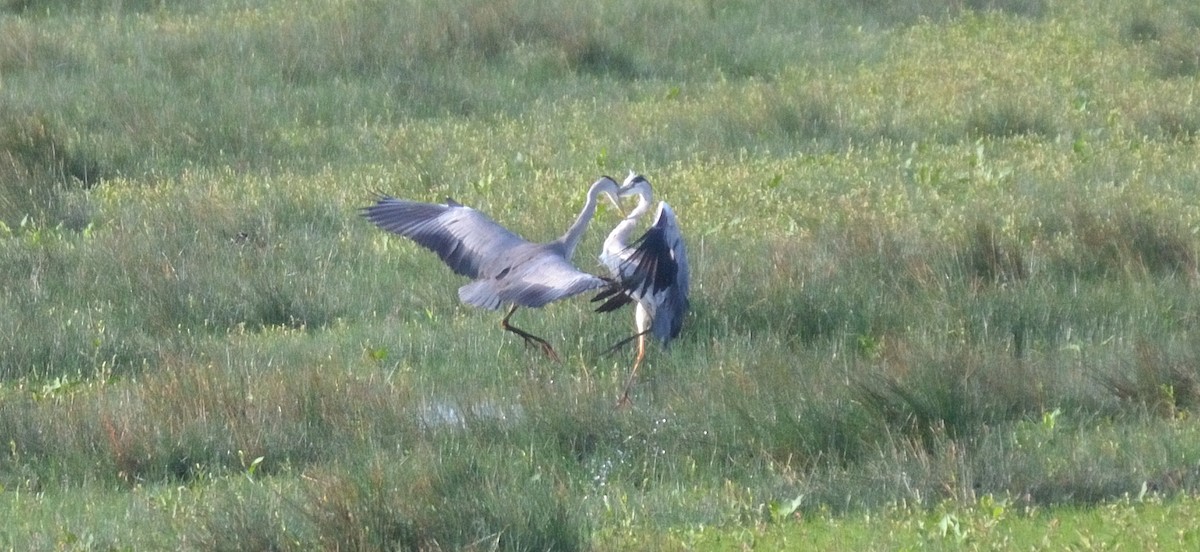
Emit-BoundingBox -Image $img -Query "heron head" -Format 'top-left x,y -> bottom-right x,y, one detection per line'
590,175 -> 623,213
618,172 -> 652,199
592,175 -> 620,194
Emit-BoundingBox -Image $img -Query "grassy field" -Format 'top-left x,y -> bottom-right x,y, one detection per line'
4,0 -> 1200,549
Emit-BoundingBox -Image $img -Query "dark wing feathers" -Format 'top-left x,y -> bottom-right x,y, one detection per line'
593,201 -> 690,343
590,282 -> 634,313
627,224 -> 677,295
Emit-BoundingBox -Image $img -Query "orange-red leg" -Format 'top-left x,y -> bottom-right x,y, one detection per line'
616,333 -> 647,407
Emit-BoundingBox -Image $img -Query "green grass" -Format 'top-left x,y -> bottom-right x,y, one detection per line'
4,0 -> 1200,549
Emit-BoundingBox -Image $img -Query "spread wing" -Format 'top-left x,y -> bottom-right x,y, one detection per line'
361,195 -> 527,279
460,251 -> 609,310
364,194 -> 608,311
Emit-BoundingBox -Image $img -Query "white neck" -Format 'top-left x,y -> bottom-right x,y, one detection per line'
557,180 -> 607,258
603,189 -> 653,252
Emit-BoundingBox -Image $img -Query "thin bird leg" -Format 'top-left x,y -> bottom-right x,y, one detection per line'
500,304 -> 560,362
601,328 -> 654,356
616,333 -> 647,407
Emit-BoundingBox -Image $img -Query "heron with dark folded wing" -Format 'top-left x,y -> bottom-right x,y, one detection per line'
594,172 -> 690,404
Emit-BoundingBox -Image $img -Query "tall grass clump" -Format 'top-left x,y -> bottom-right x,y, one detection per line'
1096,339 -> 1200,419
961,220 -> 1027,286
294,446 -> 586,551
1054,204 -> 1197,281
965,101 -> 1059,139
0,346 -> 425,489
0,111 -> 99,231
1148,24 -> 1200,79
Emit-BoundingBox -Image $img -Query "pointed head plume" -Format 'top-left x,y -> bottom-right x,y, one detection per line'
619,171 -> 652,198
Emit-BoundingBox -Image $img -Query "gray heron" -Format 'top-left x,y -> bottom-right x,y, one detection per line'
593,172 -> 690,404
361,176 -> 621,361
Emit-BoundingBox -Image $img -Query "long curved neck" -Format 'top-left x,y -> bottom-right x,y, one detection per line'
604,190 -> 653,250
557,182 -> 605,259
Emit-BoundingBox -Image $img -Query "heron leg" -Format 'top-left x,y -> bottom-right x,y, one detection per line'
501,305 -> 560,362
601,328 -> 653,356
616,333 -> 647,407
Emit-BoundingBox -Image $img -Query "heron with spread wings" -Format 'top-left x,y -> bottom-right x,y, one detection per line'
361,176 -> 621,360
594,172 -> 690,404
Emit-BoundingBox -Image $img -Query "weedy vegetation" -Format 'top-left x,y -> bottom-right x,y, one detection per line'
3,0 -> 1200,549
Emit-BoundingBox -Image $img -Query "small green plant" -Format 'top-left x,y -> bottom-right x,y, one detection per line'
767,494 -> 805,524
239,451 -> 265,481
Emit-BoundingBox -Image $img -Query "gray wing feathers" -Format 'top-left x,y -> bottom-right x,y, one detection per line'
458,280 -> 504,310
363,195 -> 607,311
361,197 -> 526,279
508,254 -> 608,308
458,252 -> 606,310
649,202 -> 690,343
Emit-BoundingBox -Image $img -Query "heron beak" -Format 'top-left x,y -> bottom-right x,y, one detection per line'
604,191 -> 626,216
